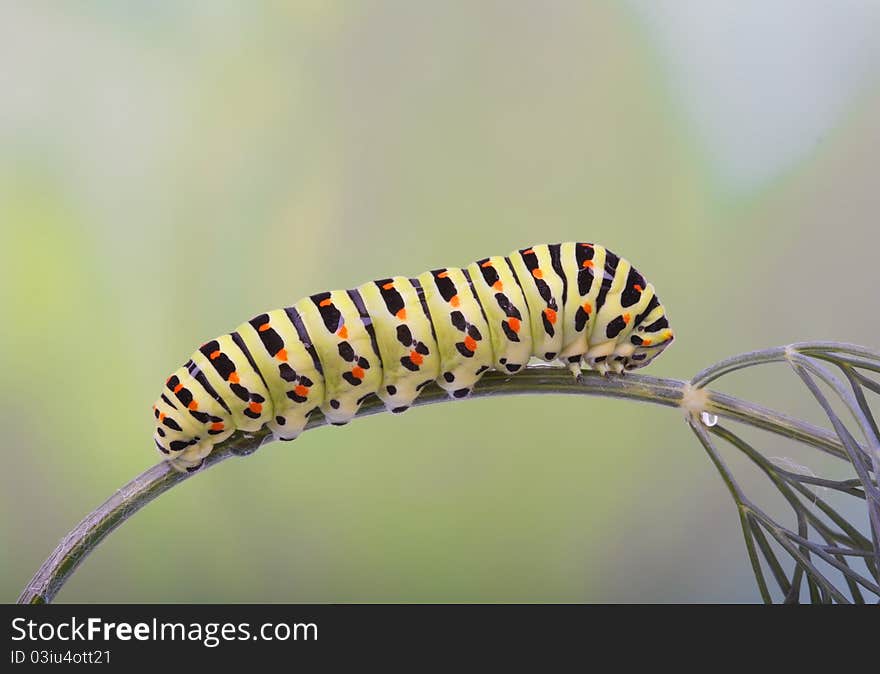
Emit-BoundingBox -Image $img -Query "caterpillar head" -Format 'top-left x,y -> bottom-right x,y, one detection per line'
152,367 -> 231,472
623,329 -> 675,371
152,398 -> 212,471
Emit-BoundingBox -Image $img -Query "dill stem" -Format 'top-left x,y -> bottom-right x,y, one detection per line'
16,367 -> 848,604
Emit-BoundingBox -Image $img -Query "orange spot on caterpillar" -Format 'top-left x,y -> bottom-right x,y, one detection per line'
532,268 -> 543,279
481,260 -> 493,268
337,325 -> 348,339
351,366 -> 365,380
382,282 -> 395,290
544,308 -> 557,324
623,313 -> 631,324
410,350 -> 424,366
275,348 -> 288,362
643,339 -> 652,346
228,371 -> 240,384
438,271 -> 449,279
582,302 -> 592,314
508,317 -> 521,333
258,322 -> 271,332
159,412 -> 166,421
188,401 -> 199,411
464,335 -> 477,352
319,298 -> 332,307
492,280 -> 503,291
209,350 -> 221,360
248,401 -> 262,414
582,260 -> 594,269
581,243 -> 593,248
633,284 -> 643,292
396,309 -> 407,320
522,248 -> 534,255
210,422 -> 224,431
294,385 -> 309,397
173,383 -> 183,393
450,295 -> 460,307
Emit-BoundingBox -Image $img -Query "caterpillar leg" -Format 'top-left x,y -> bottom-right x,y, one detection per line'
591,358 -> 610,376
584,340 -> 617,376
267,419 -> 305,443
608,357 -> 626,375
168,438 -> 216,472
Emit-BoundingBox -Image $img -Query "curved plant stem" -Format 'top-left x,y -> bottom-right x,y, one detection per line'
17,366 -> 853,604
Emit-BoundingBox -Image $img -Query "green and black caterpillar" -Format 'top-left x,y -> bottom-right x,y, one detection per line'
153,242 -> 674,471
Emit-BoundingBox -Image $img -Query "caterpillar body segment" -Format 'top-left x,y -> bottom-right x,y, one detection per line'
238,308 -> 325,442
466,255 -> 534,376
153,242 -> 674,470
297,290 -> 382,426
415,267 -> 493,398
196,333 -> 273,433
507,245 -> 566,366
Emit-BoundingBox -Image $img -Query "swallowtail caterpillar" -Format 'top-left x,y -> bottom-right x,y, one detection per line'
153,243 -> 674,471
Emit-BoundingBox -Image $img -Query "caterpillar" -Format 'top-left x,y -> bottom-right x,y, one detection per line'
153,242 -> 674,471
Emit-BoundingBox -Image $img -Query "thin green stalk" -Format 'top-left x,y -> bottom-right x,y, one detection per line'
739,510 -> 772,604
702,391 -> 849,461
747,515 -> 793,599
16,342 -> 880,604
17,367 -> 841,605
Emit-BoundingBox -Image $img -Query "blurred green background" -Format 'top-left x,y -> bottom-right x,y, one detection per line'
2,2 -> 878,602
